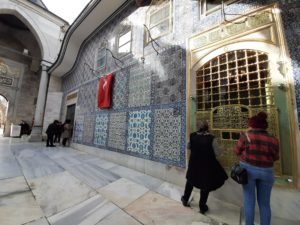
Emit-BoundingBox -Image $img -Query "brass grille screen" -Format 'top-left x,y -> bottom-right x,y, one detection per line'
196,50 -> 274,110
195,50 -> 281,175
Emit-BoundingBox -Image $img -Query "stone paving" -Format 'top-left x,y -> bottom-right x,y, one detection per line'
0,137 -> 237,225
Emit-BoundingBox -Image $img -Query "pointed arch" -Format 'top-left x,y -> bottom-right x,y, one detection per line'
0,8 -> 46,59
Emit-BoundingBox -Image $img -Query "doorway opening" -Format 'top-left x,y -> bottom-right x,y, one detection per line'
66,104 -> 76,126
0,95 -> 8,136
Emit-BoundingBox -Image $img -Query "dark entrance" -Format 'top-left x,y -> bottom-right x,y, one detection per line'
66,104 -> 76,125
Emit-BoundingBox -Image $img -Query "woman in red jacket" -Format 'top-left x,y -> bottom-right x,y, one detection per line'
235,112 -> 279,225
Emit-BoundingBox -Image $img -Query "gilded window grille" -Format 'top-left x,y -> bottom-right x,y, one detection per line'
196,50 -> 274,110
195,50 -> 282,175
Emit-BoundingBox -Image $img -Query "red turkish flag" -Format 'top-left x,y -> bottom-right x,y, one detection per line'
97,73 -> 113,108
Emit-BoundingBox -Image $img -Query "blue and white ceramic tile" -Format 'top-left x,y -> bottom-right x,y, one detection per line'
94,113 -> 109,146
83,115 -> 95,144
152,47 -> 185,105
108,112 -> 127,151
112,70 -> 129,109
61,0 -> 300,170
77,81 -> 97,114
73,116 -> 84,143
153,108 -> 181,162
127,110 -> 151,156
128,64 -> 151,108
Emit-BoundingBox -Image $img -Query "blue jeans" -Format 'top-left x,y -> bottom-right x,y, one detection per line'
240,162 -> 274,225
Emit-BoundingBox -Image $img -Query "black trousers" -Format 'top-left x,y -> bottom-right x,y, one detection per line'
182,181 -> 210,209
47,134 -> 54,146
62,138 -> 68,146
54,133 -> 61,143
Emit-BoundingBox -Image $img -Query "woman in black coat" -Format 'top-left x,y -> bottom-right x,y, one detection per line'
181,120 -> 228,214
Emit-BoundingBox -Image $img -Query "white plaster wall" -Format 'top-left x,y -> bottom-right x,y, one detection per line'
43,92 -> 63,134
0,0 -> 68,63
48,75 -> 62,92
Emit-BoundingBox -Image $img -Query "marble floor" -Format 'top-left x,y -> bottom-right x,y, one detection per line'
0,137 -> 297,225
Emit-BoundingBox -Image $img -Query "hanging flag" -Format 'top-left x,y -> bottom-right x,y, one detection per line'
98,73 -> 113,108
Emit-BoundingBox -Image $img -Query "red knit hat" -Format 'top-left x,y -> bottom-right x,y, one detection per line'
247,112 -> 268,129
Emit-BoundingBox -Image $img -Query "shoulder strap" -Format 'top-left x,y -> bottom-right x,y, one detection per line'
245,132 -> 251,143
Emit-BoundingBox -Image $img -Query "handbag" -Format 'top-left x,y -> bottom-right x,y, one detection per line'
230,163 -> 248,184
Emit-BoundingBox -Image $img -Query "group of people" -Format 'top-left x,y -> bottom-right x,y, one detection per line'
182,112 -> 279,225
19,120 -> 31,136
46,119 -> 72,147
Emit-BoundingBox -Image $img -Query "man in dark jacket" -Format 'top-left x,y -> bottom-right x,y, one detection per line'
46,120 -> 58,147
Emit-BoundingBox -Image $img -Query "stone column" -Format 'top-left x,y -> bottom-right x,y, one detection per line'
29,64 -> 49,142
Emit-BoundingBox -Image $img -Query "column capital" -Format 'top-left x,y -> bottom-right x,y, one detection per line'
41,60 -> 53,69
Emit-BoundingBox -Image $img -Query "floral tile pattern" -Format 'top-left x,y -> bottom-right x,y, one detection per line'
77,81 -> 97,114
127,110 -> 151,156
128,64 -> 151,108
83,116 -> 95,144
112,70 -> 129,109
152,47 -> 186,105
94,114 -> 109,146
153,108 -> 181,162
73,115 -> 84,143
108,112 -> 127,151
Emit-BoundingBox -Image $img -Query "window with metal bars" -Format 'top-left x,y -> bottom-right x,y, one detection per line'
147,0 -> 172,41
199,0 -> 239,17
196,49 -> 274,111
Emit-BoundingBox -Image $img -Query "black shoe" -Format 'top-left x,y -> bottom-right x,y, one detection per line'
200,205 -> 209,214
46,145 -> 50,147
50,145 -> 56,147
181,196 -> 190,207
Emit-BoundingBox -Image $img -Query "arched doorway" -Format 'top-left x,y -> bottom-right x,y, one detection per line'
0,13 -> 42,137
0,95 -> 8,136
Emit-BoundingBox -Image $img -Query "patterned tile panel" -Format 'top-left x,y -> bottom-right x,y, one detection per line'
73,115 -> 84,143
152,47 -> 185,104
77,81 -> 98,114
61,0 -> 300,169
280,0 -> 300,129
94,114 -> 109,146
153,108 -> 182,162
83,115 -> 95,144
128,64 -> 151,107
108,112 -> 127,151
112,70 -> 129,109
127,110 -> 151,156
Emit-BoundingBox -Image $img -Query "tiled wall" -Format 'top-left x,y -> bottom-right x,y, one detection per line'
62,0 -> 300,168
280,0 -> 300,129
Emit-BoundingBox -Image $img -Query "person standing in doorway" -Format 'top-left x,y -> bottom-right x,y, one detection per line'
181,120 -> 228,214
46,120 -> 58,147
62,119 -> 72,147
235,112 -> 279,225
